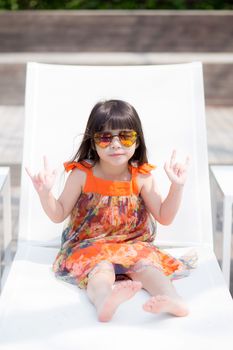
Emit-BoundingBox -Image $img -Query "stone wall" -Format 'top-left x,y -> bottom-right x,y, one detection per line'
1,10 -> 233,52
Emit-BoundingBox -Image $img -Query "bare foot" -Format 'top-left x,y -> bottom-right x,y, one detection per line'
98,280 -> 142,322
143,295 -> 189,317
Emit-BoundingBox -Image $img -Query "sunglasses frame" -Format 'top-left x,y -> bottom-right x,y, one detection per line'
93,130 -> 138,148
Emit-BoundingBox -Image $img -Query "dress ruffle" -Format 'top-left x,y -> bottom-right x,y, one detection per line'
64,160 -> 156,174
130,161 -> 156,174
64,159 -> 93,172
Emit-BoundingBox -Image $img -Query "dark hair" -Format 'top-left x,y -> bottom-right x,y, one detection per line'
69,99 -> 148,165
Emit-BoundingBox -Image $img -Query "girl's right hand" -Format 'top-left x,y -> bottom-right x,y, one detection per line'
26,156 -> 57,194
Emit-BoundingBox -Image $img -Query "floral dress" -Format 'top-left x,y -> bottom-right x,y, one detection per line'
53,160 -> 195,289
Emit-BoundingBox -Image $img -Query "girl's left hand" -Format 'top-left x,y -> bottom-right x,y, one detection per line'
164,150 -> 190,186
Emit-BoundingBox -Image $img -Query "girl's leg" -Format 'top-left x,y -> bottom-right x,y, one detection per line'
86,261 -> 142,322
127,265 -> 189,317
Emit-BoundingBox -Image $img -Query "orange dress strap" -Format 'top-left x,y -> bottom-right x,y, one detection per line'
64,160 -> 95,193
129,162 -> 156,194
64,160 -> 94,173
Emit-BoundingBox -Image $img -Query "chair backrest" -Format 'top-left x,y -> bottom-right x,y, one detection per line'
19,62 -> 213,248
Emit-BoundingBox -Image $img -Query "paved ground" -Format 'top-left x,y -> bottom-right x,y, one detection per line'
0,105 -> 233,295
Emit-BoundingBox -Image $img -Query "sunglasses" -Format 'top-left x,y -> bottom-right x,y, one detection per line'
93,130 -> 137,148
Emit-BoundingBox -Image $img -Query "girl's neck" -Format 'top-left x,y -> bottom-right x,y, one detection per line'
95,160 -> 130,181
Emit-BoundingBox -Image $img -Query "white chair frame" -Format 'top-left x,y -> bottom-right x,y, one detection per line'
0,62 -> 232,350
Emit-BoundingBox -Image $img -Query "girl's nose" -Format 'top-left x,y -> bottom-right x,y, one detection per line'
110,135 -> 121,148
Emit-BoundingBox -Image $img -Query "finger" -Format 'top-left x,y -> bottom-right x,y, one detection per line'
38,172 -> 45,183
173,163 -> 180,175
164,161 -> 172,175
170,150 -> 176,168
178,165 -> 185,177
164,160 -> 169,172
34,174 -> 42,185
34,173 -> 39,180
43,155 -> 50,172
25,167 -> 34,180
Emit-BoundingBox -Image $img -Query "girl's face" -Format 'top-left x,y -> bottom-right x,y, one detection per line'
94,129 -> 138,166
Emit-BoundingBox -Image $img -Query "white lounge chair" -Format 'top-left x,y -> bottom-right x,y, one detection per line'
0,62 -> 232,350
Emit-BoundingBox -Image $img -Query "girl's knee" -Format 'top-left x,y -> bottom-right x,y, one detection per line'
127,261 -> 164,280
87,261 -> 115,284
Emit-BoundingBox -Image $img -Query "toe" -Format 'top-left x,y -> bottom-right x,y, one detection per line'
133,281 -> 142,289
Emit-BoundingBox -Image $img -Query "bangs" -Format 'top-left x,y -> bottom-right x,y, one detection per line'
95,113 -> 136,133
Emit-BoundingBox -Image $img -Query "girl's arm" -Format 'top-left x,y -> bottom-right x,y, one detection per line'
140,150 -> 190,225
26,156 -> 85,223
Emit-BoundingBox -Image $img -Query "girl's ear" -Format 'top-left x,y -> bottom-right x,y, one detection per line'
135,140 -> 140,149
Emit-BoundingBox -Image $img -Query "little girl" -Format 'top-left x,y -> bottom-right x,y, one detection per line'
27,99 -> 195,322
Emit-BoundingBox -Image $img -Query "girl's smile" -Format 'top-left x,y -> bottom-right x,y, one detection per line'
109,152 -> 126,157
